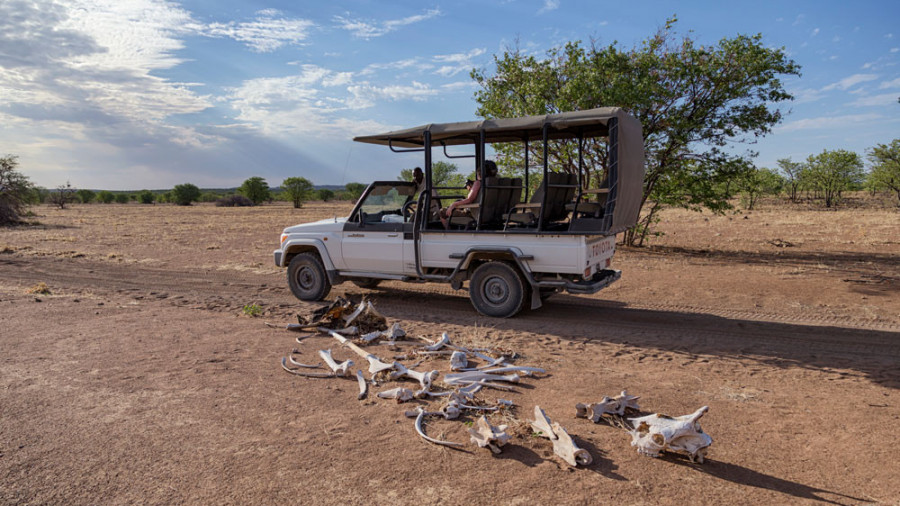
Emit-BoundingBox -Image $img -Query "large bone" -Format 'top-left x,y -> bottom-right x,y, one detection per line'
576,390 -> 641,422
443,371 -> 521,385
469,415 -> 510,454
614,390 -> 641,414
424,332 -> 451,351
288,351 -> 321,369
376,387 -> 414,402
413,407 -> 464,449
361,322 -> 406,343
318,349 -> 354,376
356,370 -> 367,400
390,362 -> 439,390
628,406 -> 712,463
323,329 -> 395,376
530,406 -> 592,467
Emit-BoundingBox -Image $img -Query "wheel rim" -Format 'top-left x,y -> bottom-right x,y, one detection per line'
296,266 -> 316,290
483,276 -> 509,305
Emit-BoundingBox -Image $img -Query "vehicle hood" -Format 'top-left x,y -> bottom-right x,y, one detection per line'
283,217 -> 347,234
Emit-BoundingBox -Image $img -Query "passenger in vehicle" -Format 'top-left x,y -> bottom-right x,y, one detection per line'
440,160 -> 497,229
412,166 -> 441,222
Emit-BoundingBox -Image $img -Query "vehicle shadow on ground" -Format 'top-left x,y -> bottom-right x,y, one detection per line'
371,287 -> 900,390
666,457 -> 872,505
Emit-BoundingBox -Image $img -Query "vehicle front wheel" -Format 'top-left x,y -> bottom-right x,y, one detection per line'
287,252 -> 331,301
469,261 -> 526,318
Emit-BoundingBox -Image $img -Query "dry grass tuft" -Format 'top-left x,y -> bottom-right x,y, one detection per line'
27,282 -> 51,295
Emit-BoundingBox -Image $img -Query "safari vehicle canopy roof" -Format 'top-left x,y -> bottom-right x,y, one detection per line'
354,107 -> 645,235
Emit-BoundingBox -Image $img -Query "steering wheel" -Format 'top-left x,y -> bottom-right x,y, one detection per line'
402,200 -> 418,221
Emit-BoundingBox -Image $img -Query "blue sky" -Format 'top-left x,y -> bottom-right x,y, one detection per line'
2,0 -> 898,190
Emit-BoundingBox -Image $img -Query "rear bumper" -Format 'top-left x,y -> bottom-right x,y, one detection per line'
564,269 -> 621,294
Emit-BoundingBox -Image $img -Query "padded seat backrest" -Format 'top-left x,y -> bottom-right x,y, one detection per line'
478,176 -> 501,226
507,177 -> 523,211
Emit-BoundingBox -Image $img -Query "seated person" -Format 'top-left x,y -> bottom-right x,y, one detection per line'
439,160 -> 496,229
411,166 -> 441,221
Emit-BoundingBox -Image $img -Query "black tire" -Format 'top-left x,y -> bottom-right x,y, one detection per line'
469,261 -> 527,318
287,252 -> 331,301
351,278 -> 381,289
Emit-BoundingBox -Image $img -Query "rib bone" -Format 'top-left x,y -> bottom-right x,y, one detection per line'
413,407 -> 464,448
280,357 -> 335,378
530,406 -> 592,467
318,349 -> 353,376
469,415 -> 510,454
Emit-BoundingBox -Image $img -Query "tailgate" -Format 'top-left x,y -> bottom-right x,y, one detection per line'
584,235 -> 616,277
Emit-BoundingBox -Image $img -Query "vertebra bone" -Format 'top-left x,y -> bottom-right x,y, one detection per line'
530,406 -> 592,467
469,415 -> 510,454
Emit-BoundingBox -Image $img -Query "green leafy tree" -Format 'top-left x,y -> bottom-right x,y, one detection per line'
281,177 -> 314,208
77,189 -> 95,204
344,182 -> 367,202
239,176 -> 271,205
867,139 -> 900,203
804,149 -> 864,208
399,161 -> 466,197
96,190 -> 115,204
172,183 -> 201,206
115,193 -> 130,204
138,190 -> 155,204
472,17 -> 800,245
0,155 -> 35,224
737,167 -> 784,210
776,158 -> 806,203
316,188 -> 335,202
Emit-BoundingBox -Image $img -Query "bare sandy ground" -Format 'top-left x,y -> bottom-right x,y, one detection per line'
1,200 -> 898,505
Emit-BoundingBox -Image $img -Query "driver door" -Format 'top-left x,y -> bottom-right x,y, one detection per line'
341,182 -> 414,275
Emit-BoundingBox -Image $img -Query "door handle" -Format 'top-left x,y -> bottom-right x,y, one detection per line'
387,233 -> 399,237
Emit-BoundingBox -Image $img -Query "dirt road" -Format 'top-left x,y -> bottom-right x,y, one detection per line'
1,203 -> 898,504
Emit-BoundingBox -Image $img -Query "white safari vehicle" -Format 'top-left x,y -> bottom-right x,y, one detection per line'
274,107 -> 645,317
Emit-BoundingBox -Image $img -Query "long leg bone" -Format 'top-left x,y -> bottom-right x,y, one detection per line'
280,357 -> 336,378
390,362 -> 439,390
530,406 -> 592,467
469,415 -> 510,454
318,349 -> 354,376
323,329 -> 395,376
413,407 -> 464,449
444,371 -> 520,385
424,332 -> 451,351
356,370 -> 367,400
376,387 -> 415,402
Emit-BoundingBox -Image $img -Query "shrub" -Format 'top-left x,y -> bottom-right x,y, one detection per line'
138,190 -> 155,204
199,192 -> 220,203
77,189 -> 95,203
97,190 -> 115,204
115,193 -> 130,204
317,188 -> 335,202
48,181 -> 78,209
0,155 -> 35,225
172,183 -> 201,206
215,195 -> 254,207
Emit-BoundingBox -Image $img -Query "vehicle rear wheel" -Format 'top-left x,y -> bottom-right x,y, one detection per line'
287,252 -> 331,301
469,261 -> 526,318
351,278 -> 381,289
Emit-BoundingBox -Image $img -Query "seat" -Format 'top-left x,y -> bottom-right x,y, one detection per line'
448,176 -> 502,229
504,172 -> 575,228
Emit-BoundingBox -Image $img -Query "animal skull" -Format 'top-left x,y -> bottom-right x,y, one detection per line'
628,406 -> 712,463
468,415 -> 510,454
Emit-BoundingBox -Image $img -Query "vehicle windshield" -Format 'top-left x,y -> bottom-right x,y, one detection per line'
355,183 -> 416,224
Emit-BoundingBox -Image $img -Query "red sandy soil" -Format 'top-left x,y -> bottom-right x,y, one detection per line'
1,199 -> 898,505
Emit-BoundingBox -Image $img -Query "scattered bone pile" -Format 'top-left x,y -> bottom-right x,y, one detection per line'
276,298 -> 712,467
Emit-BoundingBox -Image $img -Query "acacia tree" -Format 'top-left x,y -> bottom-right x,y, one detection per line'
804,149 -> 864,207
281,177 -> 314,208
777,158 -> 806,203
472,17 -> 800,245
737,167 -> 784,210
239,176 -> 271,205
48,181 -> 77,209
172,183 -> 201,206
867,139 -> 900,203
0,155 -> 35,225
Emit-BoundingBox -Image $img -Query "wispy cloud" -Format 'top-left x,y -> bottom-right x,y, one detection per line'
879,77 -> 900,89
823,73 -> 879,91
538,0 -> 560,14
777,113 -> 881,132
432,48 -> 486,77
849,93 -> 899,107
200,10 -> 315,52
334,9 -> 441,39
